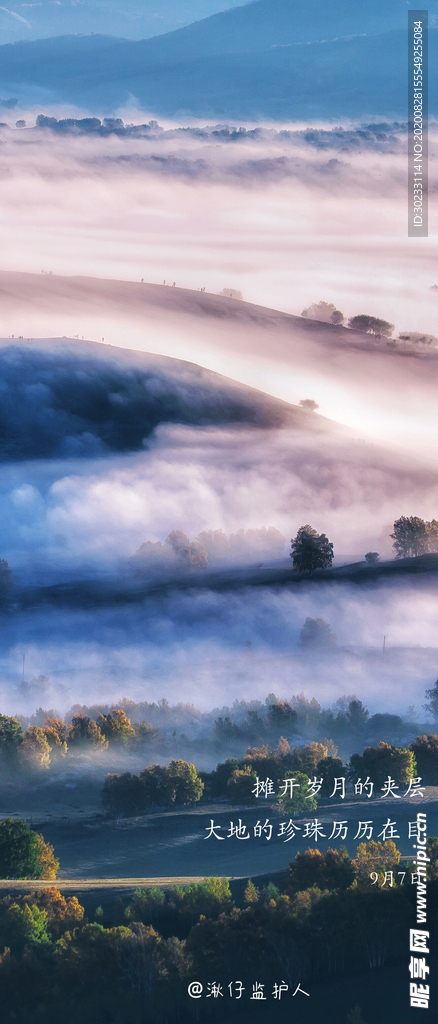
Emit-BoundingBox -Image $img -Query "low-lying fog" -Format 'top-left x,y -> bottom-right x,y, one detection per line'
0,116 -> 436,722
1,575 -> 438,717
0,115 -> 437,454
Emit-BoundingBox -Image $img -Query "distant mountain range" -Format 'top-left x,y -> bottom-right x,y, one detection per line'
0,0 -> 236,46
0,0 -> 436,119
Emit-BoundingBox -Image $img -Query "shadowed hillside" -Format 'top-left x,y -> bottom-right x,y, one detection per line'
0,0 -> 436,116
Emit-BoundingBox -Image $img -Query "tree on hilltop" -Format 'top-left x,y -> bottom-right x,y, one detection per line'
299,399 -> 319,412
390,516 -> 429,558
291,525 -> 334,572
348,315 -> 394,337
364,551 -> 379,564
301,300 -> 343,323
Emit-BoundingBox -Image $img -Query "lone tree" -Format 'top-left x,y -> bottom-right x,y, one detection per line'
299,399 -> 319,412
0,818 -> 59,879
390,516 -> 429,558
330,309 -> 345,325
299,617 -> 336,648
348,315 -> 394,337
290,525 -> 334,572
364,551 -> 379,564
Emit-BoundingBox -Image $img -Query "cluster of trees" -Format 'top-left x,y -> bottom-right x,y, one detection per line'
220,681 -> 434,756
219,288 -> 243,299
213,693 -> 411,747
103,735 -> 422,817
301,300 -> 345,325
0,707 -> 157,773
301,299 -> 438,349
134,526 -> 286,570
300,300 -> 394,337
204,738 -> 417,808
41,687 -> 434,758
134,514 -> 438,578
0,842 -> 437,1023
391,515 -> 438,558
102,760 -> 204,816
399,331 -> 438,346
288,513 -> 438,574
348,314 -> 394,337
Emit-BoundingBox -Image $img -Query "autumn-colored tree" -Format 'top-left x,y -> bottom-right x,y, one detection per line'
226,765 -> 257,805
244,880 -> 259,904
34,835 -> 59,879
166,759 -> 204,804
352,840 -> 401,889
285,847 -> 354,893
290,741 -> 328,776
0,818 -> 58,880
24,887 -> 83,935
68,714 -> 107,748
43,716 -> 68,755
98,709 -> 135,746
18,726 -> 51,771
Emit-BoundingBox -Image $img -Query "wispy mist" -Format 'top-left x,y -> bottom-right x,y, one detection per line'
0,116 -> 437,457
2,576 -> 438,716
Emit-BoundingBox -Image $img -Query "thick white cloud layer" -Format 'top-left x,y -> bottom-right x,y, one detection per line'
0,115 -> 437,714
